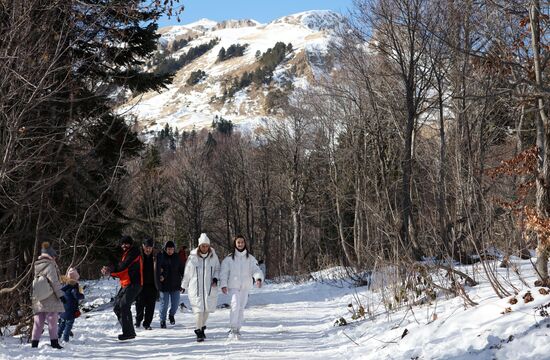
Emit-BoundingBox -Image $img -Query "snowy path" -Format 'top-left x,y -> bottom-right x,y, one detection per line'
7,260 -> 549,359
1,280 -> 359,360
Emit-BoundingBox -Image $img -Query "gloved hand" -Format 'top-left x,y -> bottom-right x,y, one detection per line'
60,296 -> 67,304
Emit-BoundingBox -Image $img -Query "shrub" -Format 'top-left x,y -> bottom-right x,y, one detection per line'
187,69 -> 206,86
217,43 -> 248,62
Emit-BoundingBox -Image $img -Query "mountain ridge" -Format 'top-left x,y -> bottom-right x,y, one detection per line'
122,10 -> 343,135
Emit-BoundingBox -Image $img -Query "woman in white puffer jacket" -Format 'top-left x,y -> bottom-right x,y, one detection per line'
220,235 -> 264,338
181,233 -> 220,342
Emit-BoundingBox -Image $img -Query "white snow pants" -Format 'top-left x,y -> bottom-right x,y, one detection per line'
194,312 -> 209,329
228,288 -> 249,330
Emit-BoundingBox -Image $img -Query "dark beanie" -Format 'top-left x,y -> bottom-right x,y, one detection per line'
41,241 -> 57,258
143,236 -> 154,247
164,240 -> 175,249
120,235 -> 134,246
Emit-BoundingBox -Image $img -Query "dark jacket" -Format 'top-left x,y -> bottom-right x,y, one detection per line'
156,251 -> 184,292
141,251 -> 157,288
111,245 -> 142,288
60,280 -> 84,320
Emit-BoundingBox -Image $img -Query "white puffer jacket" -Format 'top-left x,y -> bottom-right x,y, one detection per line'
220,250 -> 264,290
182,248 -> 220,313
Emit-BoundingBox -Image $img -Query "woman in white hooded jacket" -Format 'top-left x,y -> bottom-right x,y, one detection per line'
181,233 -> 220,342
220,235 -> 264,338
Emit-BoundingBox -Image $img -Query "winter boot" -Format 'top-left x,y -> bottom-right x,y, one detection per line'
31,340 -> 39,348
194,329 -> 204,342
169,314 -> 175,325
201,325 -> 207,338
118,334 -> 136,341
135,321 -> 141,328
50,339 -> 63,349
160,320 -> 166,329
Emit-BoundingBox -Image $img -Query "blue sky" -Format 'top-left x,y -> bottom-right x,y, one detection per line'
159,0 -> 354,27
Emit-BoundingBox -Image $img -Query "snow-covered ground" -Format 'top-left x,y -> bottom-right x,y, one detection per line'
2,259 -> 550,359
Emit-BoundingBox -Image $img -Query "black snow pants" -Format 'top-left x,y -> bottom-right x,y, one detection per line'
113,284 -> 141,336
135,283 -> 157,327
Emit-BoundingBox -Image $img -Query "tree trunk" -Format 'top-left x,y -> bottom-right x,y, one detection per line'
437,79 -> 449,254
353,177 -> 362,267
400,88 -> 421,259
530,0 -> 550,283
291,203 -> 301,272
335,193 -> 356,268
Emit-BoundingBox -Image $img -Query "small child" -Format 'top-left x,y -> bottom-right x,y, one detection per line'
58,267 -> 84,342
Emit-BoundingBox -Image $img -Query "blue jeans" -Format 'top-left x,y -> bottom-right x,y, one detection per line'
57,318 -> 74,342
159,291 -> 180,322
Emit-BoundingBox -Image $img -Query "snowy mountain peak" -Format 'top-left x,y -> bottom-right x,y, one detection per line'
270,10 -> 345,31
184,18 -> 218,30
157,18 -> 218,45
123,10 -> 341,134
213,19 -> 261,30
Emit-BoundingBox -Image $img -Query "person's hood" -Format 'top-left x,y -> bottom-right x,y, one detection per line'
34,256 -> 54,274
190,247 -> 217,259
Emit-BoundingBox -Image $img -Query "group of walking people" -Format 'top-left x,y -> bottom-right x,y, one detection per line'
30,233 -> 264,349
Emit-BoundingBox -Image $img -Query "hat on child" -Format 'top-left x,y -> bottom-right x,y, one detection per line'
198,233 -> 210,246
67,267 -> 80,281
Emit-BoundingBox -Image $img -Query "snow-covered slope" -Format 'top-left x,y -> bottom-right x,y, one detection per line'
121,11 -> 343,134
3,258 -> 550,359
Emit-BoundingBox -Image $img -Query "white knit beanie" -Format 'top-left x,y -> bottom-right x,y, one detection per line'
198,233 -> 210,246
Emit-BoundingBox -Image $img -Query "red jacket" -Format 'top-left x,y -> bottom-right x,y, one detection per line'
111,245 -> 143,288
178,249 -> 188,264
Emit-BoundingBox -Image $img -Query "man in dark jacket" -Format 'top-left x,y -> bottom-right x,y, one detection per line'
101,235 -> 142,341
156,240 -> 184,328
135,236 -> 157,330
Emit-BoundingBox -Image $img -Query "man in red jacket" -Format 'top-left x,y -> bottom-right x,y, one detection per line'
102,235 -> 143,341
